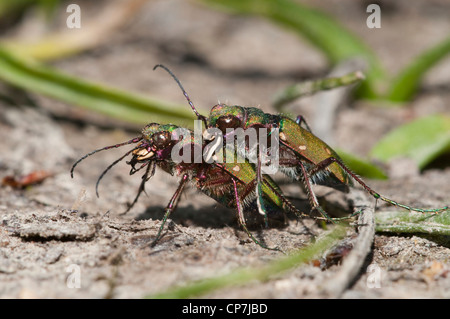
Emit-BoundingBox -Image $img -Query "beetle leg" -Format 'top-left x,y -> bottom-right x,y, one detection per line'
273,157 -> 363,221
259,177 -> 322,220
255,144 -> 269,227
296,160 -> 336,222
295,115 -> 313,133
271,153 -> 336,221
150,173 -> 190,247
232,179 -> 281,252
308,157 -> 448,214
120,161 -> 156,215
128,160 -> 150,175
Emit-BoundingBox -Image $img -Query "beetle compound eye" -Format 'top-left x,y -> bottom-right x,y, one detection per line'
152,131 -> 172,149
216,115 -> 241,133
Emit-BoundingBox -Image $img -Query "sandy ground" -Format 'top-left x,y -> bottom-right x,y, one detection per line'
0,0 -> 449,299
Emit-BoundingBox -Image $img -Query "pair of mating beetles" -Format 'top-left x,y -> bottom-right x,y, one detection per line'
71,65 -> 448,250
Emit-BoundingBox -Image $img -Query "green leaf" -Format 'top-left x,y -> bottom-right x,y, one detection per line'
201,0 -> 386,99
0,46 -> 197,125
370,114 -> 450,169
387,37 -> 450,102
336,149 -> 387,180
145,226 -> 346,299
375,210 -> 450,236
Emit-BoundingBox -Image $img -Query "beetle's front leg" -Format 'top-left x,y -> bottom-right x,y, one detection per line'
121,162 -> 156,215
150,174 -> 189,247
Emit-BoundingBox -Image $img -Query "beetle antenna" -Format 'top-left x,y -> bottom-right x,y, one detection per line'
153,64 -> 208,127
71,137 -> 143,178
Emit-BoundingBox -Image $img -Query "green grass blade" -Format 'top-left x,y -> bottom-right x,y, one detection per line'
370,114 -> 450,169
272,71 -> 365,111
336,149 -> 387,180
0,46 -> 197,125
146,225 -> 346,299
201,0 -> 386,99
0,0 -> 36,17
387,37 -> 450,102
375,210 -> 450,236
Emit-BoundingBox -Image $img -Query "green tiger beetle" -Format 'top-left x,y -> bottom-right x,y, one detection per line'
153,64 -> 448,223
71,121 -> 325,251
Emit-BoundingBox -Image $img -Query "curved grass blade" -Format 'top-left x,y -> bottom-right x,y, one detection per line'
0,0 -> 40,19
387,37 -> 450,102
2,0 -> 148,62
375,210 -> 450,236
272,71 -> 365,111
146,225 -> 346,299
0,46 -> 197,125
370,114 -> 450,169
201,0 -> 386,99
